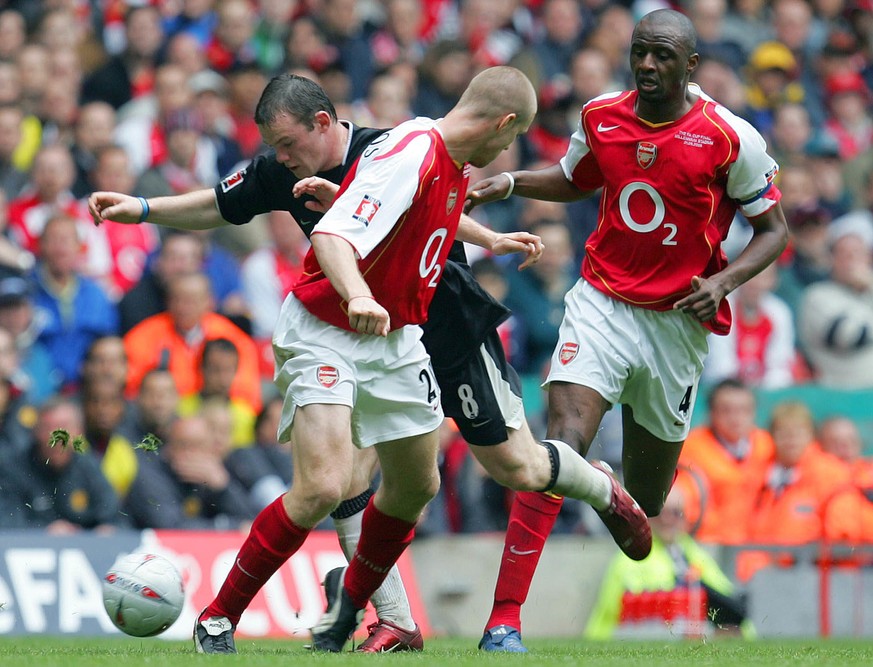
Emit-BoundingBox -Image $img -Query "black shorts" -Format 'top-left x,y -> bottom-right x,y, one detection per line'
434,330 -> 523,447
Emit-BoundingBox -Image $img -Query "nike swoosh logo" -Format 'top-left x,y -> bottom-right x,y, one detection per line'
470,420 -> 491,428
509,546 -> 538,556
597,122 -> 620,132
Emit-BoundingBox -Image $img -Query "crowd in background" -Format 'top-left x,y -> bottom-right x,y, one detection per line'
0,0 -> 871,585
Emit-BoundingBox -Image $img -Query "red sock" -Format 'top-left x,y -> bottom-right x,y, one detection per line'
486,491 -> 563,631
344,501 -> 416,609
203,496 -> 309,626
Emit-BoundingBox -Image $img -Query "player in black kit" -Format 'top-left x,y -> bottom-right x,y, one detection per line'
89,74 -> 646,654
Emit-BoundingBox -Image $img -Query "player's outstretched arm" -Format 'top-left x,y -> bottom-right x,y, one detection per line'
310,232 -> 391,336
88,188 -> 227,230
464,163 -> 591,212
457,214 -> 544,270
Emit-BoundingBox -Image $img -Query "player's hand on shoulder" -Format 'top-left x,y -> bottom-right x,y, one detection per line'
87,191 -> 142,226
492,231 -> 544,270
347,295 -> 391,337
464,175 -> 511,212
293,177 -> 339,213
673,275 -> 726,322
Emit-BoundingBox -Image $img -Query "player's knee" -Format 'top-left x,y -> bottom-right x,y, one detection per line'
636,493 -> 665,518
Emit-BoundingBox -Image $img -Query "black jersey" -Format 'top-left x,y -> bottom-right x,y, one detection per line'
214,122 -> 385,236
213,121 -> 510,367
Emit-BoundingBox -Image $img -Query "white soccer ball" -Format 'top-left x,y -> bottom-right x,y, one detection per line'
102,552 -> 185,637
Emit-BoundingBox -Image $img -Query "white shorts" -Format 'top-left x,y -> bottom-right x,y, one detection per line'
273,295 -> 444,448
545,280 -> 710,442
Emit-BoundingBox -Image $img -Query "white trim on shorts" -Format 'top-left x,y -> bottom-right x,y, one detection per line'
545,279 -> 710,442
479,342 -> 525,432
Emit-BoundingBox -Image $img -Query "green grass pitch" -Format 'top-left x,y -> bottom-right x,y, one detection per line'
2,637 -> 873,667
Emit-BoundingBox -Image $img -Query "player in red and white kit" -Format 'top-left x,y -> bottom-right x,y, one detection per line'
466,9 -> 789,652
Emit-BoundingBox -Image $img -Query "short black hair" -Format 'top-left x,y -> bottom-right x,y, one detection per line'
706,377 -> 751,411
254,74 -> 337,130
201,337 -> 239,365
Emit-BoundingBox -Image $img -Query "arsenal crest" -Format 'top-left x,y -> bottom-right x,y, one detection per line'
636,142 -> 657,169
317,366 -> 339,388
559,342 -> 579,365
446,188 -> 458,214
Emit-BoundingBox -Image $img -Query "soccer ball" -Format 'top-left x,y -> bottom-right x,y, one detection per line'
102,553 -> 185,637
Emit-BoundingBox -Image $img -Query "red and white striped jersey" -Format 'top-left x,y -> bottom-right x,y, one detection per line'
293,117 -> 469,331
560,84 -> 781,334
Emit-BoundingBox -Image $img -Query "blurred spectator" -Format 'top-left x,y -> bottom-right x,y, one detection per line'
798,210 -> 873,388
123,413 -> 256,530
37,80 -> 79,148
0,372 -> 31,456
0,60 -> 40,173
7,144 -> 95,260
81,374 -> 138,499
527,0 -> 587,85
88,145 -> 161,298
117,368 -> 180,446
0,190 -> 34,276
0,397 -> 120,532
80,4 -> 164,111
70,101 -> 117,199
721,0 -> 771,58
283,16 -> 340,77
135,106 -> 219,198
819,414 -> 873,544
687,0 -> 746,70
118,231 -> 202,334
568,47 -> 619,110
526,80 -> 573,163
413,39 -> 472,118
315,0 -> 375,102
32,213 -> 119,391
16,43 -> 50,121
822,70 -> 873,161
769,0 -> 828,124
178,337 -> 256,448
0,274 -> 60,404
768,102 -> 814,167
166,31 -> 211,79
585,483 -> 750,640
225,394 -> 293,511
189,69 -> 244,177
351,71 -> 414,129
805,132 -> 853,219
738,401 -> 851,582
703,264 -> 798,389
240,210 -> 308,339
370,0 -> 427,70
252,0 -> 299,74
583,4 -> 635,87
80,335 -> 129,389
205,0 -> 258,74
679,379 -> 775,545
0,103 -> 28,199
743,41 -> 806,140
818,415 -> 873,485
0,10 -> 26,63
162,0 -> 218,48
225,63 -> 268,159
504,219 -> 575,375
123,271 -> 261,412
115,63 -> 194,177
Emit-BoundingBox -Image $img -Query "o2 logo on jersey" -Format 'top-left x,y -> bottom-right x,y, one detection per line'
636,142 -> 657,169
317,366 -> 339,388
446,188 -> 458,215
559,342 -> 579,365
353,195 -> 381,226
220,168 -> 246,192
618,181 -> 678,246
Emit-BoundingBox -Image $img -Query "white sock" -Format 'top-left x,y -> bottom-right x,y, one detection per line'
333,512 -> 416,630
544,439 -> 612,511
